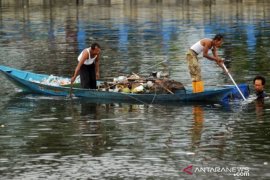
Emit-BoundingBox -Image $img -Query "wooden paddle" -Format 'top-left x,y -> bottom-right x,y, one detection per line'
69,83 -> 73,98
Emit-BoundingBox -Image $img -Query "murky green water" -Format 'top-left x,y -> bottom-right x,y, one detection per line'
1,0 -> 270,179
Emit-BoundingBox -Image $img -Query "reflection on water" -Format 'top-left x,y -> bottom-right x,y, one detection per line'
1,0 -> 270,179
191,106 -> 204,151
254,98 -> 265,122
1,94 -> 270,178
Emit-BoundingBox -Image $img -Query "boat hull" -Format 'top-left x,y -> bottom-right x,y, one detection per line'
0,65 -> 248,103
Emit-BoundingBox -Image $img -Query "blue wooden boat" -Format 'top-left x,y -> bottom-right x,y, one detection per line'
0,65 -> 249,103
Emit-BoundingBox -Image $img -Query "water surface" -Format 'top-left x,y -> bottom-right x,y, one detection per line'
1,0 -> 270,179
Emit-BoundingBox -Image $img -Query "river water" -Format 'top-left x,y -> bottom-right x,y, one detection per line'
1,0 -> 270,179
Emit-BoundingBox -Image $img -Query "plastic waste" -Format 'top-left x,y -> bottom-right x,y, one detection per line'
132,85 -> 144,93
29,75 -> 75,87
114,76 -> 128,83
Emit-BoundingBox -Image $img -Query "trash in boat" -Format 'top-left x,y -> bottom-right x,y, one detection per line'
29,72 -> 185,94
29,75 -> 80,86
98,73 -> 185,94
113,76 -> 128,83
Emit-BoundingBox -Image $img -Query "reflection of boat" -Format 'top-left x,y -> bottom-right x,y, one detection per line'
0,65 -> 249,103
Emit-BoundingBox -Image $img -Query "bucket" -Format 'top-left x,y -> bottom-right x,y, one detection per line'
192,81 -> 204,93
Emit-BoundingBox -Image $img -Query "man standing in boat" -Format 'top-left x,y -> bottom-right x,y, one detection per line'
186,34 -> 224,93
71,43 -> 101,89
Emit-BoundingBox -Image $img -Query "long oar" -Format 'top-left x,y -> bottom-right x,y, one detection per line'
222,63 -> 246,101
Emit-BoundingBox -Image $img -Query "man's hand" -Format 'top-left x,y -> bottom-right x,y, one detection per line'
215,59 -> 228,74
71,76 -> 76,85
96,74 -> 100,80
215,58 -> 224,64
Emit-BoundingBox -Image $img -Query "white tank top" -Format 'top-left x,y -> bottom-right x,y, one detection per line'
77,48 -> 97,65
190,38 -> 212,54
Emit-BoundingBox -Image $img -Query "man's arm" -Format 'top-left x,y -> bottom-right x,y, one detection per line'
212,46 -> 219,58
95,57 -> 100,79
95,49 -> 101,79
202,42 -> 219,62
201,41 -> 225,72
71,50 -> 88,84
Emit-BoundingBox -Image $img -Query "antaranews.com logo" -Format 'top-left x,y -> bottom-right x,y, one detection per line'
183,165 -> 249,177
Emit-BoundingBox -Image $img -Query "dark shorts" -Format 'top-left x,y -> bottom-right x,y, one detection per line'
80,64 -> 97,89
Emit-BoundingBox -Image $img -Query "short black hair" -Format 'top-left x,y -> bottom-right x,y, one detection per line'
91,42 -> 101,49
253,75 -> 266,85
213,34 -> 224,41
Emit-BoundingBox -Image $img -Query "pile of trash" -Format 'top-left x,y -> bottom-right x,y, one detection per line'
29,75 -> 79,86
98,72 -> 185,94
29,72 -> 185,94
